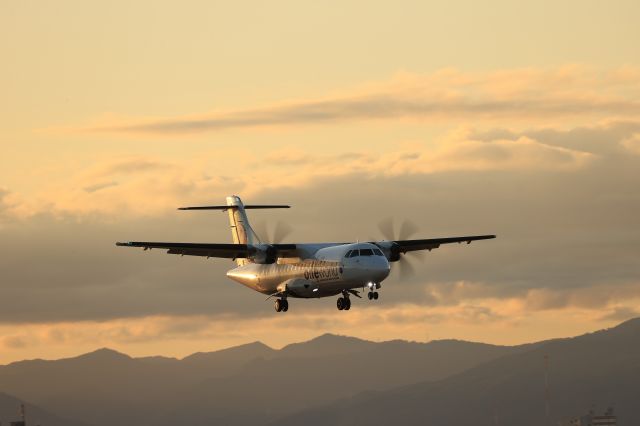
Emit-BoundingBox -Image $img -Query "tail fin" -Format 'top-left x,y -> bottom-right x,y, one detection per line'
179,195 -> 290,266
225,195 -> 256,246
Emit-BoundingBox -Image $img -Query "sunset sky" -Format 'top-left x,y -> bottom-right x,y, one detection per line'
1,0 -> 640,364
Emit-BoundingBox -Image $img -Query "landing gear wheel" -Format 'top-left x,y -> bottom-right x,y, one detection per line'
275,298 -> 288,312
367,292 -> 374,300
373,291 -> 379,300
337,296 -> 351,311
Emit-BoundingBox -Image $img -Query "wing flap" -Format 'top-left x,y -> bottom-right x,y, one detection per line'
166,248 -> 246,258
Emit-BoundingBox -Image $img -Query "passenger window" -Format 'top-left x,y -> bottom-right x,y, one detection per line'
373,248 -> 384,256
360,248 -> 374,256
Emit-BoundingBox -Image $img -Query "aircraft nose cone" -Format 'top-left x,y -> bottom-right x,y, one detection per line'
373,257 -> 391,282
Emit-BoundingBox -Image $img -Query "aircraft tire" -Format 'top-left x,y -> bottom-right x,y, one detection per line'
367,292 -> 373,300
274,299 -> 282,312
282,299 -> 289,312
373,292 -> 379,300
344,298 -> 351,310
337,297 -> 344,310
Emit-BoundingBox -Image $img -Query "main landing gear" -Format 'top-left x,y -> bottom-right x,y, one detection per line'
336,296 -> 351,310
337,291 -> 351,311
274,298 -> 289,312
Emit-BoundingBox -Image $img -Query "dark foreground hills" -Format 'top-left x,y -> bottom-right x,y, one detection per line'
0,319 -> 638,426
276,319 -> 640,426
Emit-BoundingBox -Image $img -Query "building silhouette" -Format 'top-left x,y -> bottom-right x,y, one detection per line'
563,407 -> 618,426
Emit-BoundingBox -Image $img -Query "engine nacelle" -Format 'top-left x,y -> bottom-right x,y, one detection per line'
375,241 -> 402,262
250,244 -> 278,264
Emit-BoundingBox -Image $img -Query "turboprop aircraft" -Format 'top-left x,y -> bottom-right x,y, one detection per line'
116,195 -> 495,312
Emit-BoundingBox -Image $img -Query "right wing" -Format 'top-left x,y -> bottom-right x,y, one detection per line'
115,241 -> 298,258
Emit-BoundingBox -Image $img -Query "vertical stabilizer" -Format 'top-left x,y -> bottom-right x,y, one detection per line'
226,195 -> 257,245
226,195 -> 256,265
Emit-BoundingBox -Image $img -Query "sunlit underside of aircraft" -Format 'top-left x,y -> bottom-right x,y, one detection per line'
117,196 -> 495,312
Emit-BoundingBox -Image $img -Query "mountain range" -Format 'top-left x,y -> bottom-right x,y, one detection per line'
1,319 -> 637,426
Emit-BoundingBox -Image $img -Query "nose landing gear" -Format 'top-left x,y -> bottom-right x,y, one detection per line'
366,282 -> 380,301
274,298 -> 289,312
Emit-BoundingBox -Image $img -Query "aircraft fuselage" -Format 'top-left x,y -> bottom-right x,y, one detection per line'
226,242 -> 390,298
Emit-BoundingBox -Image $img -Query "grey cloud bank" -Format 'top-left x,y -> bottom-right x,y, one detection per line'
1,121 -> 639,324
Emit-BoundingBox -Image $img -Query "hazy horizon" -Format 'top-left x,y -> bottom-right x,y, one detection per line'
1,315 -> 637,367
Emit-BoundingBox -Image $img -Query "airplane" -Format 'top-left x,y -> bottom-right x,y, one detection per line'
116,195 -> 495,312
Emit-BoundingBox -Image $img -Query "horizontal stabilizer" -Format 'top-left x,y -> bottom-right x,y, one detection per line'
178,205 -> 290,210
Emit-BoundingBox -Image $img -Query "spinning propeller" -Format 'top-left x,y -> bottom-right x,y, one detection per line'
377,217 -> 423,279
253,221 -> 293,244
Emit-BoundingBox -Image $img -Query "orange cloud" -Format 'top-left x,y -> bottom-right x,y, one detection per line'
2,290 -> 638,364
7,129 -> 595,219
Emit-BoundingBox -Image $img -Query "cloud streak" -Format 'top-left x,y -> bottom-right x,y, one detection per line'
84,67 -> 640,135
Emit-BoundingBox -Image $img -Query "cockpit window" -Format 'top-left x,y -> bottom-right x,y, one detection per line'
346,249 -> 358,257
345,250 -> 352,258
360,248 -> 374,256
373,248 -> 384,256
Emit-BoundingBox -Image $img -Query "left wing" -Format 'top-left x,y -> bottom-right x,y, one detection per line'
115,241 -> 298,258
390,234 -> 496,252
371,235 -> 496,258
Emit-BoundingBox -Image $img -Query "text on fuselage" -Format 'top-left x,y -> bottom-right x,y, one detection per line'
303,261 -> 341,282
